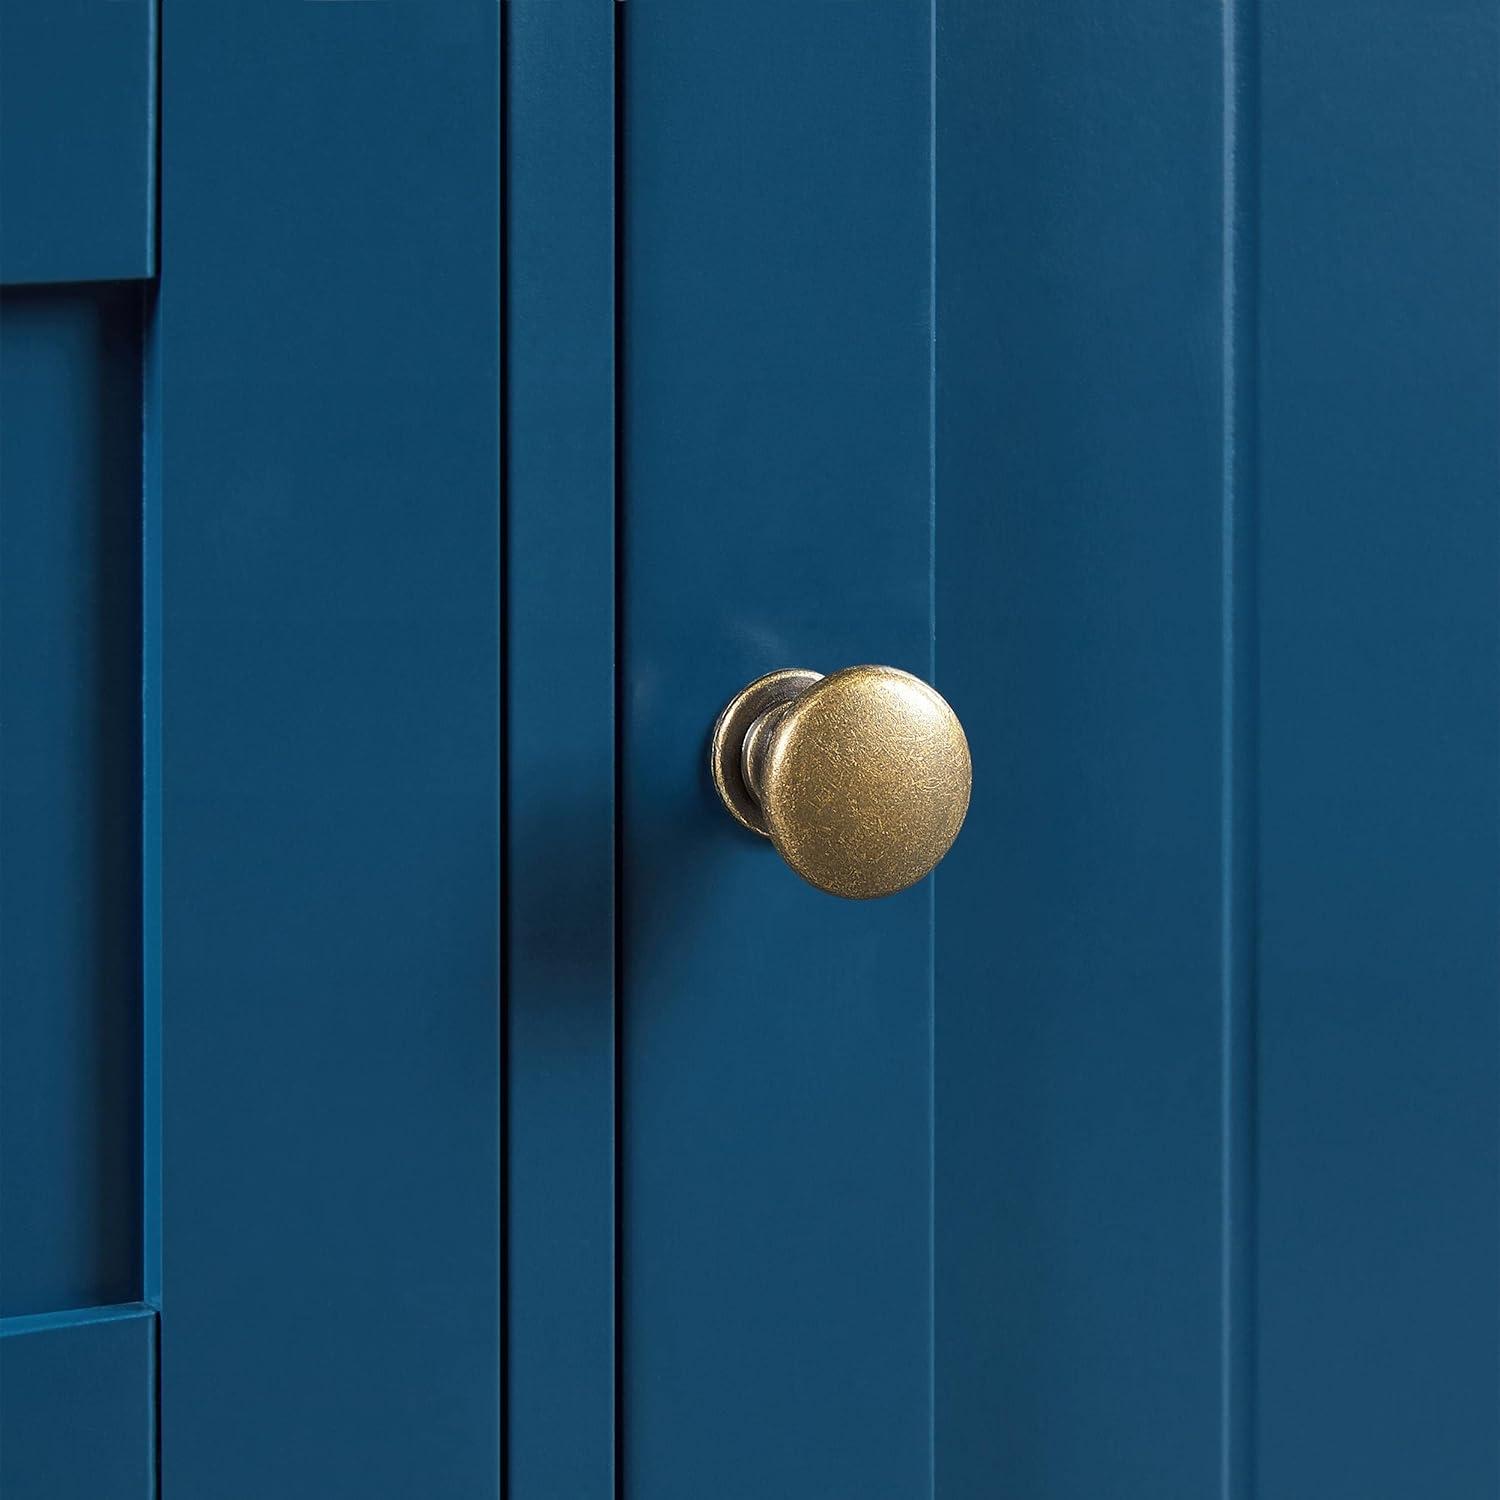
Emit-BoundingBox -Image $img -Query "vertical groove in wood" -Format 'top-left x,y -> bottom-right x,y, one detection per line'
926,3 -> 938,1498
498,4 -> 509,1488
141,6 -> 164,1318
1219,0 -> 1260,1494
612,8 -> 625,1500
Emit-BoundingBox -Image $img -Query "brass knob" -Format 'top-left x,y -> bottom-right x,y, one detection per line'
710,665 -> 972,899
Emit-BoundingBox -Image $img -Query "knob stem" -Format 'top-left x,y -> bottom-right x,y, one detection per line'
709,668 -> 823,838
740,701 -> 795,806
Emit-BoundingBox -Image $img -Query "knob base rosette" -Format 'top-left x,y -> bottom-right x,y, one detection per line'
709,669 -> 822,837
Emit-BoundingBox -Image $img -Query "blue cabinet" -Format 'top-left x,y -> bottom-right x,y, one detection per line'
3,1 -> 501,1494
1,2 -> 1495,1497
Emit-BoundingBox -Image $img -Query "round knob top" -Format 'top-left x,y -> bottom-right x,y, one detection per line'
711,665 -> 971,899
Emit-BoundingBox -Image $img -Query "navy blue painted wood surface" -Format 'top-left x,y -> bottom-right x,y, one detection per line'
0,0 -> 155,284
935,4 -> 1226,1493
504,2 -> 617,1494
934,1 -> 1498,1495
0,286 -> 143,1320
0,1305 -> 156,1498
621,6 -> 934,1495
1255,4 -> 1499,1491
614,2 -> 1496,1496
150,2 -> 501,1494
0,2 -> 1494,1494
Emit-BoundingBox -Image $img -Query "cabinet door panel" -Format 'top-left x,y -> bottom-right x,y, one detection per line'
0,283 -> 152,1498
613,4 -> 1499,1497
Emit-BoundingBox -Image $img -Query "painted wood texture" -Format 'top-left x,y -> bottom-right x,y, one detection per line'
936,0 -> 1498,1495
0,286 -> 143,1320
0,1305 -> 156,1499
1,4 -> 1491,1494
1255,3 -> 1499,1491
504,3 -> 617,1495
620,5 -> 934,1495
0,0 -> 154,284
150,3 -> 501,1494
613,1 -> 1496,1496
936,4 -> 1225,1493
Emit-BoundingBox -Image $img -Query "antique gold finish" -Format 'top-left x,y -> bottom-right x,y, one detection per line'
709,668 -> 823,836
710,665 -> 971,899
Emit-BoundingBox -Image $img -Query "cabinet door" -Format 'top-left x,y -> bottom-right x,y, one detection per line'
510,3 -> 1496,1498
5,2 -> 1495,1497
3,2 -> 502,1497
